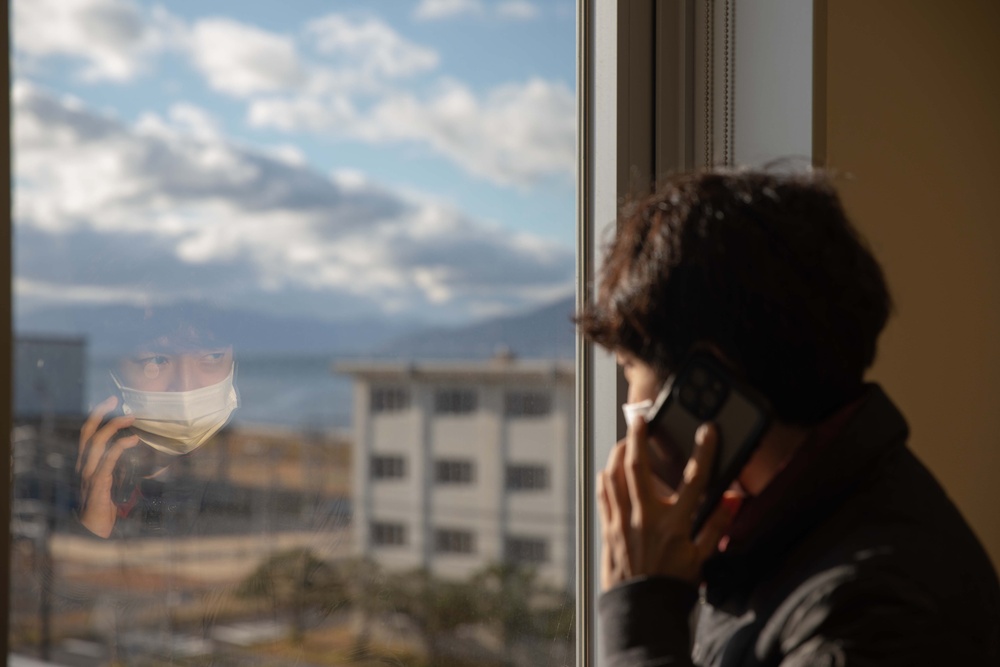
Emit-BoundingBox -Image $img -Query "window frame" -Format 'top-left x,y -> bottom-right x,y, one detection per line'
370,386 -> 411,414
432,527 -> 476,555
504,390 -> 553,418
371,521 -> 408,547
2,1 -> 12,655
576,1 -> 699,663
506,463 -> 550,492
433,388 -> 478,415
433,459 -> 475,485
0,1 -> 827,664
370,454 -> 407,481
505,535 -> 549,565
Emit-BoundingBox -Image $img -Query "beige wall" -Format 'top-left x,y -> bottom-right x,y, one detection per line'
822,0 -> 1000,566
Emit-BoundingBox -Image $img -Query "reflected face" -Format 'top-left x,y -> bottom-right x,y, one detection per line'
117,345 -> 234,392
616,350 -> 663,404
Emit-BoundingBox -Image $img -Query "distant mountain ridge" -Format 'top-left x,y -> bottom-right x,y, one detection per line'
16,302 -> 421,355
372,296 -> 575,360
16,296 -> 577,359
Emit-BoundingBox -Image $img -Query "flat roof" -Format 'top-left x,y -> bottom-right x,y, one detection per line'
333,358 -> 574,383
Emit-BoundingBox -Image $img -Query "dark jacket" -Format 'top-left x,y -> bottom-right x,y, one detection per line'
600,385 -> 1000,666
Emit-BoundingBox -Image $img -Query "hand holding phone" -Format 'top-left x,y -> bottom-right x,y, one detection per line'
598,408 -> 732,587
76,395 -> 141,538
643,350 -> 771,536
597,350 -> 770,589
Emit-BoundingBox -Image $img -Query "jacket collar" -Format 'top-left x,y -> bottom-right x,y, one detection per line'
703,384 -> 909,597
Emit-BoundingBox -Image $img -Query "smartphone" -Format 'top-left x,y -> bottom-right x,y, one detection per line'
95,387 -> 142,505
643,350 -> 771,536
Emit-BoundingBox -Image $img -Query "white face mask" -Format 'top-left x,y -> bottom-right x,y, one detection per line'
621,398 -> 654,429
113,364 -> 239,456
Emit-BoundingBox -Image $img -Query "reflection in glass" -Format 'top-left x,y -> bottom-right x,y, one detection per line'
10,1 -> 575,664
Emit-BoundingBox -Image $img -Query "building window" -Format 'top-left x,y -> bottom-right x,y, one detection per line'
434,388 -> 477,415
506,464 -> 549,491
505,536 -> 549,565
505,391 -> 552,417
371,386 -> 410,413
371,521 -> 407,547
435,459 -> 475,484
371,455 -> 406,480
434,528 -> 476,554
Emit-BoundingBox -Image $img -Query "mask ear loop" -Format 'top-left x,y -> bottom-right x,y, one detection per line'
107,371 -> 134,415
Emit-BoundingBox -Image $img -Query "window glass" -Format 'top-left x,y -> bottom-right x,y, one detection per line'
507,464 -> 550,491
372,521 -> 408,547
9,1 -> 576,665
371,387 -> 411,413
434,388 -> 478,415
434,528 -> 476,555
505,390 -> 553,417
435,459 -> 475,484
506,536 -> 550,564
372,455 -> 407,480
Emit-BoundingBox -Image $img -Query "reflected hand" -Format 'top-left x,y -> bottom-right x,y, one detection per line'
76,396 -> 139,538
597,419 -> 735,590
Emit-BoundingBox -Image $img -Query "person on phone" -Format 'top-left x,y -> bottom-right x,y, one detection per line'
577,169 -> 1000,665
76,309 -> 238,538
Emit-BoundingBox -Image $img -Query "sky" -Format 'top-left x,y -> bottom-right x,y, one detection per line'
11,0 -> 576,326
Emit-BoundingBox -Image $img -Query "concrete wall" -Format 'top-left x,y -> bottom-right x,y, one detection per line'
821,0 -> 1000,567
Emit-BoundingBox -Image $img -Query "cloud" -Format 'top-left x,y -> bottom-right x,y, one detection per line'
12,83 -> 572,320
186,18 -> 306,97
414,0 -> 540,21
496,1 -> 540,20
11,0 -> 176,81
414,0 -> 485,21
13,2 -> 567,188
250,77 -> 575,187
364,78 -> 575,186
305,15 -> 439,79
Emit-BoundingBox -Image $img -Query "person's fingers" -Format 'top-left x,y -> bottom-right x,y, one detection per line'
78,396 -> 118,472
80,414 -> 136,479
675,423 -> 718,518
693,492 -> 737,561
624,417 -> 654,521
604,463 -> 631,535
597,472 -> 612,537
605,438 -> 626,473
92,434 -> 140,484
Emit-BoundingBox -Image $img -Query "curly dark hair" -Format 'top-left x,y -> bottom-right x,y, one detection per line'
577,169 -> 892,425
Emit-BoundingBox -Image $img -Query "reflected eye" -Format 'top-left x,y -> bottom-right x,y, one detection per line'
201,351 -> 227,364
136,355 -> 170,367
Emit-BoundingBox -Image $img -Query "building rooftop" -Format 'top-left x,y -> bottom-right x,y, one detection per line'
333,358 -> 574,384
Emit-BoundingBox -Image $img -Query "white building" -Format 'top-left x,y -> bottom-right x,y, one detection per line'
335,358 -> 575,590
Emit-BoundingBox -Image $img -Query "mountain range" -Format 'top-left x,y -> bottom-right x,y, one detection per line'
16,296 -> 577,360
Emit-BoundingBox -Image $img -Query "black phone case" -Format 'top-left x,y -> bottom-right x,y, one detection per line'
97,396 -> 140,505
644,351 -> 771,536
